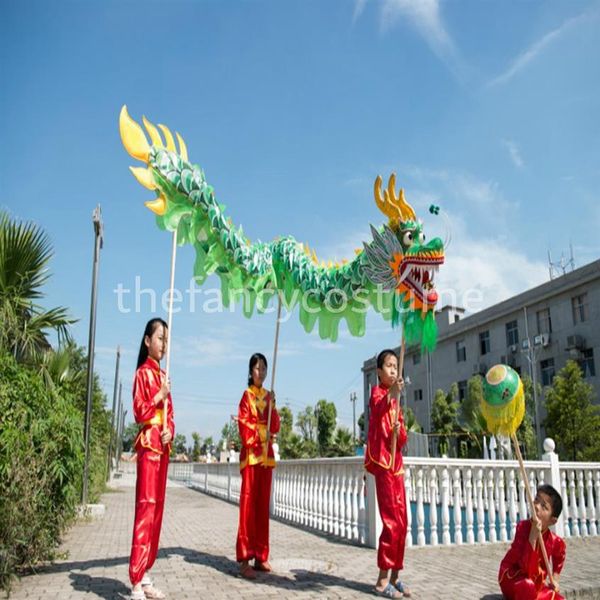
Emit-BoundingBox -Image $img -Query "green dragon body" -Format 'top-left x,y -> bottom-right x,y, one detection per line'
119,106 -> 445,349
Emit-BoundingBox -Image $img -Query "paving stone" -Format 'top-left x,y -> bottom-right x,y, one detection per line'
5,473 -> 600,599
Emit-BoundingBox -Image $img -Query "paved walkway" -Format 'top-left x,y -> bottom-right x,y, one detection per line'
6,473 -> 600,599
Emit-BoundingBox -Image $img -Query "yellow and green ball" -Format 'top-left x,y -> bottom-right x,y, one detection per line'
480,364 -> 525,437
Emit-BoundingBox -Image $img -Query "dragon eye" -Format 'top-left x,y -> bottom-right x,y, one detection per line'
418,232 -> 425,244
402,231 -> 414,246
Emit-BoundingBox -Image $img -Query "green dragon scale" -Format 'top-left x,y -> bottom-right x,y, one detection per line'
119,106 -> 445,349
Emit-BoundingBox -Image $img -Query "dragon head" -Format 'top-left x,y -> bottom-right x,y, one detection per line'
371,174 -> 445,313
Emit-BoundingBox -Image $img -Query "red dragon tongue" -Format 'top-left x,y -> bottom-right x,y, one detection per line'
422,269 -> 430,284
426,289 -> 438,305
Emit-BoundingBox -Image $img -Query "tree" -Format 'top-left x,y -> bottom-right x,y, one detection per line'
172,433 -> 187,455
283,432 -> 305,459
331,426 -> 354,457
0,212 -> 74,363
276,405 -> 295,458
219,420 -> 241,452
191,432 -> 202,461
357,412 -> 365,443
201,436 -> 214,456
296,406 -> 317,444
315,399 -> 337,455
457,376 -> 486,458
544,360 -> 600,461
517,375 -> 538,460
404,406 -> 422,433
431,384 -> 459,456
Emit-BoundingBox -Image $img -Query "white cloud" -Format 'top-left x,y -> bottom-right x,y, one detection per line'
352,0 -> 368,23
318,228 -> 370,263
436,217 -> 548,312
502,139 -> 525,169
174,328 -> 250,368
488,11 -> 593,87
354,0 -> 465,79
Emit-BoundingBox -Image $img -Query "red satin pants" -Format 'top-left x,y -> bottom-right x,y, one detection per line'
500,575 -> 564,600
236,465 -> 273,563
129,448 -> 169,585
375,469 -> 407,570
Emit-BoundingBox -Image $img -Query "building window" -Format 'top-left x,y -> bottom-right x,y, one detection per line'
506,320 -> 519,347
536,308 -> 552,334
456,340 -> 466,363
413,353 -> 421,365
540,358 -> 555,387
414,389 -> 423,402
458,380 -> 467,402
580,348 -> 596,378
572,293 -> 589,324
479,330 -> 490,356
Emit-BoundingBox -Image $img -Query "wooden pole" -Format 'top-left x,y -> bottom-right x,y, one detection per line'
390,337 -> 406,471
264,295 -> 282,462
163,231 -> 178,434
511,432 -> 555,588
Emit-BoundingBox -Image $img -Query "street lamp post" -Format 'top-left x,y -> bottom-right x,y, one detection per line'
82,205 -> 103,505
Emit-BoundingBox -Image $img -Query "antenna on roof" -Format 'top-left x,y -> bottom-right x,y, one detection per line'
547,244 -> 575,280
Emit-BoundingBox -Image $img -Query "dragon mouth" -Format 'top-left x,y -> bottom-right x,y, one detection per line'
398,253 -> 444,307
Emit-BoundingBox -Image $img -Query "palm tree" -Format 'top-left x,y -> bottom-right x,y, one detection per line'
37,342 -> 86,394
0,211 -> 74,362
331,426 -> 354,457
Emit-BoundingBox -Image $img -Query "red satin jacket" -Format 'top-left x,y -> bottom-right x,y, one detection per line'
132,357 -> 175,455
364,384 -> 407,476
499,519 -> 566,586
238,385 -> 280,470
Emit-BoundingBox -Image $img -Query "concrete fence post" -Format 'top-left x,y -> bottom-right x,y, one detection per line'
542,437 -> 564,538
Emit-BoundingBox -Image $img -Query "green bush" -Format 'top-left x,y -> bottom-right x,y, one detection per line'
0,351 -> 110,592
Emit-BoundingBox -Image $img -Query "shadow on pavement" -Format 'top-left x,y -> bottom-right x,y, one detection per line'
179,546 -> 374,595
69,572 -> 130,600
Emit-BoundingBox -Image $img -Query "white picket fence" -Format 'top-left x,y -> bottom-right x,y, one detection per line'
168,439 -> 600,549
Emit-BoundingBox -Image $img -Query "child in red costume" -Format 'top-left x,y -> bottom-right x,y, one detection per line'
128,318 -> 174,600
499,484 -> 566,600
236,352 -> 280,580
365,349 -> 411,599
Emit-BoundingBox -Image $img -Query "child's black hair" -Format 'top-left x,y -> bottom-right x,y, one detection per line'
137,318 -> 168,368
537,484 -> 563,518
248,352 -> 268,387
376,349 -> 398,370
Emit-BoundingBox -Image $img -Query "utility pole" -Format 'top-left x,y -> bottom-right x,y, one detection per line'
82,205 -> 103,505
107,346 -> 121,479
117,407 -> 127,472
350,391 -> 357,446
523,306 -> 542,455
114,381 -> 123,469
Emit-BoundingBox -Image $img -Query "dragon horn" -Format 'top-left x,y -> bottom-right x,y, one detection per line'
144,195 -> 167,215
176,132 -> 188,161
142,116 -> 165,148
386,174 -> 416,222
374,175 -> 401,228
120,105 -> 150,163
129,166 -> 157,190
158,124 -> 176,152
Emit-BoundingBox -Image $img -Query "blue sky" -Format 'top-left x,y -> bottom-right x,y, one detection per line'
2,0 -> 599,444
